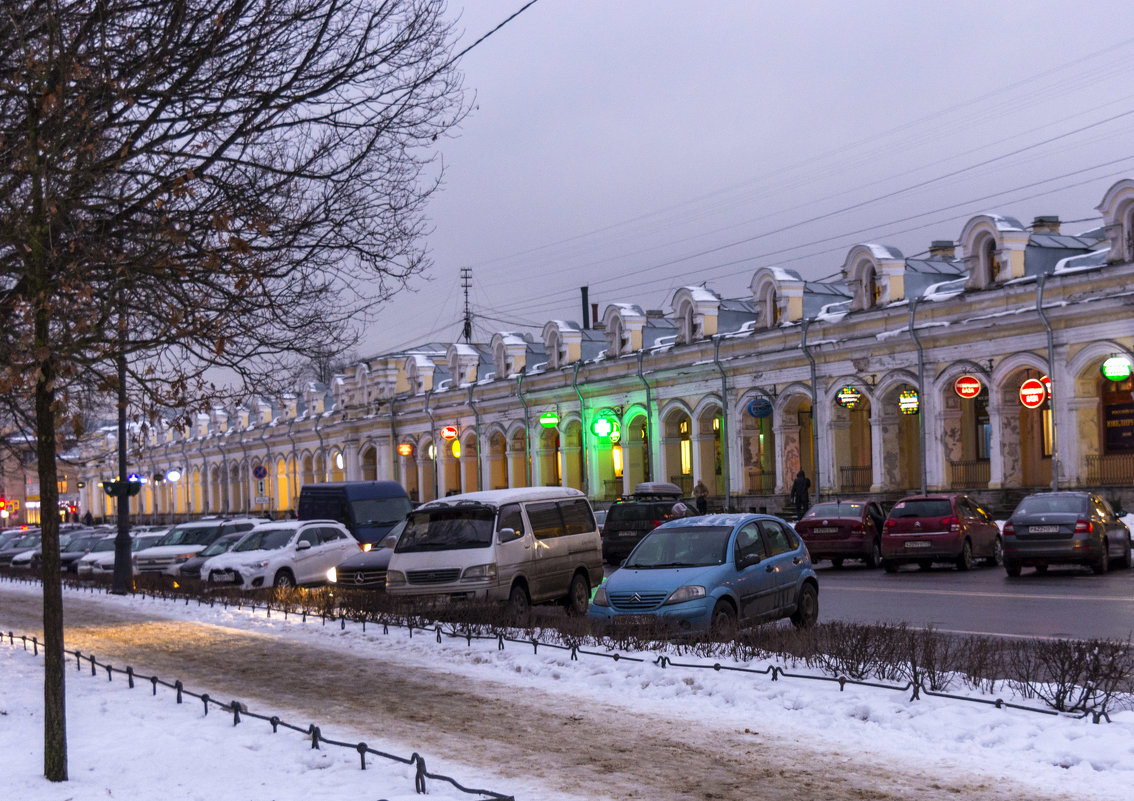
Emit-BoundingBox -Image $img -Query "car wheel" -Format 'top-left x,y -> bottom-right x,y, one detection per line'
709,601 -> 737,638
1034,564 -> 1048,574
1092,540 -> 1109,575
508,583 -> 531,623
1004,561 -> 1022,578
864,540 -> 882,569
882,559 -> 899,574
273,569 -> 296,589
986,537 -> 1004,567
830,558 -> 844,569
790,583 -> 819,629
564,572 -> 590,616
955,540 -> 974,571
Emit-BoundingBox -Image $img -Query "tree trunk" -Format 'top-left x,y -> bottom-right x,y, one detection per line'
36,305 -> 68,781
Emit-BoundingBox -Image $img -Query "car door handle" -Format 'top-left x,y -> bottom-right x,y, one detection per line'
765,565 -> 775,572
793,557 -> 803,565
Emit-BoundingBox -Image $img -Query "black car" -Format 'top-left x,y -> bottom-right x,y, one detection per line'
600,482 -> 685,564
329,519 -> 405,589
0,532 -> 42,566
1003,491 -> 1131,576
54,533 -> 106,572
177,532 -> 248,580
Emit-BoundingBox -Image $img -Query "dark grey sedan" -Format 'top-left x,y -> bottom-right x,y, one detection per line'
1002,491 -> 1131,576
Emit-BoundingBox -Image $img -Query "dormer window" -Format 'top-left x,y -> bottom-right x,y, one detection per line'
679,302 -> 695,344
865,268 -> 879,308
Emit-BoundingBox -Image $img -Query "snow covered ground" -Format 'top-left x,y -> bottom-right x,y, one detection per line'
2,579 -> 1133,800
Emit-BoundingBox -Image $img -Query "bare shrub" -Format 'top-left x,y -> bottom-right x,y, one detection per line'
806,621 -> 899,681
889,625 -> 957,693
957,634 -> 1007,695
1008,638 -> 1134,714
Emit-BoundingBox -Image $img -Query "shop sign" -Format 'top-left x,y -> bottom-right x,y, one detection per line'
539,411 -> 560,428
746,397 -> 773,418
954,374 -> 983,399
591,411 -> 621,443
1103,402 -> 1134,452
440,425 -> 459,441
1100,356 -> 1133,382
1019,378 -> 1046,409
898,390 -> 919,415
836,386 -> 862,409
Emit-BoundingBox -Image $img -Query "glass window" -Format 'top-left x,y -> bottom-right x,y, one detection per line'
497,504 -> 524,534
298,528 -> 319,547
734,523 -> 764,562
526,501 -> 565,540
888,499 -> 953,518
397,507 -> 495,552
759,520 -> 794,556
319,527 -> 345,543
558,499 -> 595,535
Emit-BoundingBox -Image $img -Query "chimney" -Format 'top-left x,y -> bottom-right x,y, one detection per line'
580,286 -> 589,329
1032,216 -> 1060,234
928,240 -> 956,259
591,302 -> 599,328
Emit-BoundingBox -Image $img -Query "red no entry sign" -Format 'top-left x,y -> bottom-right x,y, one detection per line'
1019,378 -> 1046,409
954,374 -> 982,399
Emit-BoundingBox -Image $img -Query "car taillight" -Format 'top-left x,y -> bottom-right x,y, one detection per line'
884,518 -> 894,529
1074,519 -> 1092,534
850,524 -> 863,535
1003,520 -> 1015,535
942,516 -> 960,532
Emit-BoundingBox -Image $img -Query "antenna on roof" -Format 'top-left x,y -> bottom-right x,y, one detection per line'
460,267 -> 473,344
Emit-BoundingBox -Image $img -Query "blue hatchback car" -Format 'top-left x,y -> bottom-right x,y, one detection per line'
587,513 -> 819,634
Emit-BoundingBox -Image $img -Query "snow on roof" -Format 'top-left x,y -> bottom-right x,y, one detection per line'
1054,248 -> 1109,275
921,277 -> 967,302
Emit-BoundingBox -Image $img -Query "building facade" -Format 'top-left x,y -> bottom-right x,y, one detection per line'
78,178 -> 1134,519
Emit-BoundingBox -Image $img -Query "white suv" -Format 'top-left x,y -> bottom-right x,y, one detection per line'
133,518 -> 262,577
201,519 -> 360,590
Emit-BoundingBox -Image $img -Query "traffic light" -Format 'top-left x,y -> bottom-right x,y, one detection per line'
0,498 -> 6,512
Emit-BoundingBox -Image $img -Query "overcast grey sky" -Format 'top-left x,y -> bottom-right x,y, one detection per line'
359,0 -> 1134,357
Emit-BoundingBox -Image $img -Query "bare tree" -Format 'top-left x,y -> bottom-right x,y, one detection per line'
0,0 -> 467,780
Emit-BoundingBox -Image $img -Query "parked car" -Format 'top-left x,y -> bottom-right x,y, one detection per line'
0,532 -> 42,566
1003,491 -> 1131,576
881,494 -> 1002,572
328,519 -> 405,589
43,533 -> 106,572
0,530 -> 28,551
201,519 -> 360,590
297,481 -> 411,547
133,518 -> 262,577
77,533 -> 166,577
386,487 -> 604,617
177,532 -> 250,581
588,513 -> 819,634
600,481 -> 685,564
794,500 -> 886,567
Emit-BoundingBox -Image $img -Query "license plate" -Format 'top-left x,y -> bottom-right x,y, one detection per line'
210,572 -> 236,583
812,527 -> 838,534
1029,525 -> 1059,534
612,614 -> 659,626
904,541 -> 931,549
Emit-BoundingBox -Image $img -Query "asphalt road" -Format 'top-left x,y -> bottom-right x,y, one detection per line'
809,560 -> 1134,640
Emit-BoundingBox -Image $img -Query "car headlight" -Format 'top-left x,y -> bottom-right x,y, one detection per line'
243,559 -> 270,570
592,585 -> 609,607
461,563 -> 497,582
326,566 -> 338,584
172,552 -> 197,563
663,585 -> 706,606
386,570 -> 406,587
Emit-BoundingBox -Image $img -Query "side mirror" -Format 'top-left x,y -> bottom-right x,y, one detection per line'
382,534 -> 399,550
736,552 -> 761,570
497,527 -> 522,544
296,541 -> 311,551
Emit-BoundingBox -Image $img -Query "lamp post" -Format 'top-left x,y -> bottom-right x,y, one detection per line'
111,332 -> 133,595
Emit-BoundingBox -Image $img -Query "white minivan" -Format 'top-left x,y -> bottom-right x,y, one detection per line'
385,487 -> 604,617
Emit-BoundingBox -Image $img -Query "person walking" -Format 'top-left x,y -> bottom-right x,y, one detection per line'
693,480 -> 709,515
790,470 -> 811,519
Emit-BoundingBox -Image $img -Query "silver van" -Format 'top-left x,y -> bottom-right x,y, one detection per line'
385,487 -> 604,617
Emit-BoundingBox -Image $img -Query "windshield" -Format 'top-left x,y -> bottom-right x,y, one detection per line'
91,538 -> 116,553
396,508 -> 495,552
64,536 -> 101,553
625,526 -> 733,569
1014,494 -> 1085,516
13,534 -> 42,548
233,528 -> 294,552
889,499 -> 952,519
805,502 -> 863,519
200,534 -> 243,557
607,503 -> 670,523
351,497 -> 412,527
159,523 -> 222,546
132,535 -> 163,551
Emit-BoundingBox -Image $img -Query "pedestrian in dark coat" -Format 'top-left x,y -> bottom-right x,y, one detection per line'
790,470 -> 811,518
693,480 -> 709,515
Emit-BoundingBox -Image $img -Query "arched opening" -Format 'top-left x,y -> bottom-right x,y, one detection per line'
831,386 -> 871,493
487,432 -> 508,490
982,237 -> 999,284
663,409 -> 693,495
360,445 -> 378,481
538,427 -> 561,487
943,376 -> 991,489
301,453 -> 315,485
998,367 -> 1052,488
399,445 -> 420,503
459,433 -> 478,493
878,383 -> 922,491
419,439 -> 437,502
209,465 -> 223,515
190,467 -> 203,513
442,438 -> 462,495
741,395 -> 776,494
562,421 -> 584,491
276,457 -> 290,513
508,429 -> 529,488
330,450 -> 345,482
1083,360 -> 1134,485
695,404 -> 724,495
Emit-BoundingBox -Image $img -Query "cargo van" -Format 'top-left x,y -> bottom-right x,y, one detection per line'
297,481 -> 411,547
385,487 -> 604,617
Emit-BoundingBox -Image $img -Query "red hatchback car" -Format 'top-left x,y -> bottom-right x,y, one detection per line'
881,494 -> 1002,572
795,500 -> 886,568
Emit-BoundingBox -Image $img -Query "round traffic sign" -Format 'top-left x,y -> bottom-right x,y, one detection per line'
954,374 -> 983,399
252,464 -> 268,480
1019,378 -> 1046,409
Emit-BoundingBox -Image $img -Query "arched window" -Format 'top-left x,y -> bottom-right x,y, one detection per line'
864,268 -> 879,308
